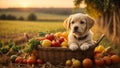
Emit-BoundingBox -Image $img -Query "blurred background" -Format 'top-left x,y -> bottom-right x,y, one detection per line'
0,0 -> 119,53
0,0 -> 86,44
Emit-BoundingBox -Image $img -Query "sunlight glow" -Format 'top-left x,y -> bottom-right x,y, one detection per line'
80,1 -> 87,8
21,3 -> 28,8
0,0 -> 73,8
20,2 -> 29,8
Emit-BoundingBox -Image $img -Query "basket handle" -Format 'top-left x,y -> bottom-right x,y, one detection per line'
94,34 -> 105,47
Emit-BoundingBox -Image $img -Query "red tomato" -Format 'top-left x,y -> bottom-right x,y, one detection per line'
109,51 -> 116,56
111,55 -> 120,64
15,56 -> 23,63
103,56 -> 111,65
94,53 -> 103,59
51,40 -> 60,47
58,37 -> 64,43
45,34 -> 55,41
22,59 -> 27,64
27,56 -> 36,64
37,59 -> 43,64
82,58 -> 93,68
94,58 -> 104,66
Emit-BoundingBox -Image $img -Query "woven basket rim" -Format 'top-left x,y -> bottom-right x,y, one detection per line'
37,34 -> 105,51
37,45 -> 95,51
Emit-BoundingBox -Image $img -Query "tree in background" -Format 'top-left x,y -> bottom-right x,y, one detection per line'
0,14 -> 16,20
6,14 -> 16,20
0,14 -> 7,20
74,0 -> 120,45
18,16 -> 24,20
27,13 -> 37,21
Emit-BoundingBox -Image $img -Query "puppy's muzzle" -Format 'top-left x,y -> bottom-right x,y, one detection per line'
74,26 -> 78,31
73,26 -> 79,33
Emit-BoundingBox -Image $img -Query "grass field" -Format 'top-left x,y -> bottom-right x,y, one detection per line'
0,20 -> 113,46
1,20 -> 120,55
0,20 -> 65,35
0,20 -> 65,44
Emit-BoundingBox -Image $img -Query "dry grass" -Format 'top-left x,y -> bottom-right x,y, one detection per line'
0,20 -> 65,44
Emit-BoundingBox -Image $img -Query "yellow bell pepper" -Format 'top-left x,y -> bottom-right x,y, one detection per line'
94,45 -> 105,53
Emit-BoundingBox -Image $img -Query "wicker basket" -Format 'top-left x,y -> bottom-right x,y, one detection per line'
37,34 -> 105,65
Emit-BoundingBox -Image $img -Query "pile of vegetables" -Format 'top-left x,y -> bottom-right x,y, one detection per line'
0,40 -> 21,55
0,32 -> 120,67
65,45 -> 120,68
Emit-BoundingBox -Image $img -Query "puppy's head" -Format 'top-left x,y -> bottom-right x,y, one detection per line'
64,13 -> 94,36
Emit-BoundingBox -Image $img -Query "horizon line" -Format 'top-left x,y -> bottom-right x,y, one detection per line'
0,7 -> 74,9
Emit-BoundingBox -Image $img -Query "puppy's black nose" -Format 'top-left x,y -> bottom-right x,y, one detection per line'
74,26 -> 78,31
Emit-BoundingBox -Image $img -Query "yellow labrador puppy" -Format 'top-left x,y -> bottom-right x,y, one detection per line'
64,13 -> 95,51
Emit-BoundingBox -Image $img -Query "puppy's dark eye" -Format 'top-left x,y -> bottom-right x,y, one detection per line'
80,21 -> 84,24
71,21 -> 74,24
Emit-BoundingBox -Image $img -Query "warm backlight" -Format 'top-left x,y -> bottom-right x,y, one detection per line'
20,2 -> 29,8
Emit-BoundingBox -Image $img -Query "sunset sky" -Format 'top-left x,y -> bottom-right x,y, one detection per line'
0,0 -> 75,8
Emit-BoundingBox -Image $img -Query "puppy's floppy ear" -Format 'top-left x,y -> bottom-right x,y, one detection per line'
86,16 -> 95,29
63,16 -> 72,30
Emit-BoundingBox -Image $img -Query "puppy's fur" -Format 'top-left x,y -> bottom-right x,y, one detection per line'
64,13 -> 95,51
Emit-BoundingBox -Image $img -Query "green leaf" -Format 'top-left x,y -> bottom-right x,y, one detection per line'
0,46 -> 9,54
0,40 -> 4,48
8,40 -> 15,48
24,38 -> 40,54
39,32 -> 46,37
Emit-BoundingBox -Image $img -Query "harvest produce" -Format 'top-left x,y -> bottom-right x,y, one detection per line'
65,58 -> 81,68
36,59 -> 43,64
61,32 -> 68,40
82,58 -> 93,68
0,40 -> 21,55
103,56 -> 111,65
94,45 -> 120,66
24,38 -> 40,54
37,32 -> 68,48
0,32 -> 120,68
51,40 -> 60,47
60,40 -> 68,48
15,56 -> 23,63
10,55 -> 17,63
22,59 -> 27,64
72,60 -> 81,68
45,33 -> 55,41
94,58 -> 104,66
41,39 -> 52,47
57,37 -> 64,44
94,45 -> 105,54
94,53 -> 103,59
55,32 -> 63,38
27,56 -> 36,65
110,55 -> 120,64
66,60 -> 72,66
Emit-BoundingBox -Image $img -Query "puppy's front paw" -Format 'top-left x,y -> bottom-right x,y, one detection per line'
80,44 -> 89,51
69,44 -> 78,51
